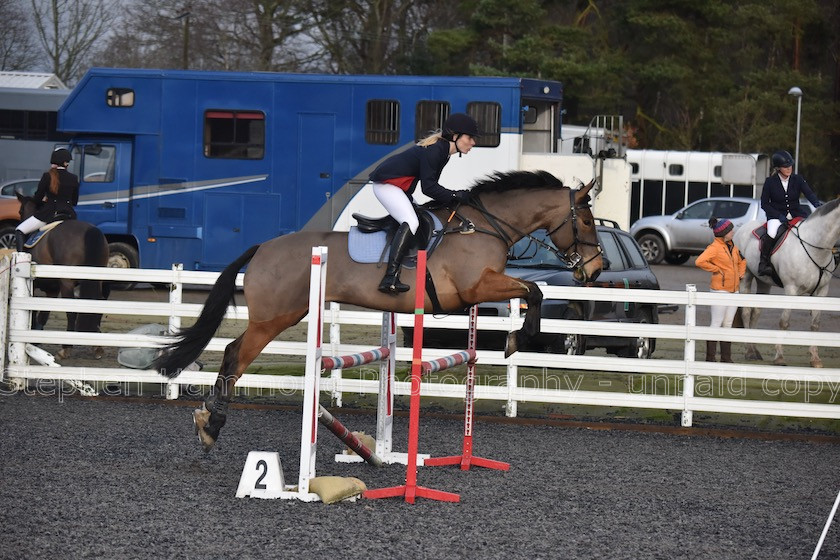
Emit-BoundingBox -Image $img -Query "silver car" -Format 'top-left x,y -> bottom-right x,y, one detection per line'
629,196 -> 820,265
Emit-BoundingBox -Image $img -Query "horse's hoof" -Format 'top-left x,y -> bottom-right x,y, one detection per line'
773,357 -> 787,366
94,347 -> 104,360
811,358 -> 824,368
192,407 -> 216,452
56,348 -> 69,360
504,332 -> 518,358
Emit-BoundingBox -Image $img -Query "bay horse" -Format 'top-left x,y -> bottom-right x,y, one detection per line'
17,193 -> 110,360
733,197 -> 840,367
155,170 -> 603,451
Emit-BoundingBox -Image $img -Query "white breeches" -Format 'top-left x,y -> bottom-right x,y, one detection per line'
709,288 -> 739,328
372,182 -> 419,234
16,216 -> 47,235
767,218 -> 783,239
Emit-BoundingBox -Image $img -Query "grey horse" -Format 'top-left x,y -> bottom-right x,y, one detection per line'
733,197 -> 840,367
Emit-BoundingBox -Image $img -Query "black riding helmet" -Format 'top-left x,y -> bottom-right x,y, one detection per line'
50,148 -> 72,166
442,113 -> 479,155
443,113 -> 479,139
771,150 -> 794,169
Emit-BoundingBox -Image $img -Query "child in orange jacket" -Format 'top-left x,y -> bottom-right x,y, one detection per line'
695,217 -> 746,362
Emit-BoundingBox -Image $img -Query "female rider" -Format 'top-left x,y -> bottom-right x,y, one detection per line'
15,147 -> 79,252
758,150 -> 821,276
368,112 -> 478,294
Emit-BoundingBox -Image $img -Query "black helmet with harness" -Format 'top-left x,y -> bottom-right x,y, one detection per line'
442,113 -> 479,156
771,150 -> 794,169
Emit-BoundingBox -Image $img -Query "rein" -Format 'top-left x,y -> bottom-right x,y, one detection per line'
453,187 -> 600,269
790,226 -> 840,295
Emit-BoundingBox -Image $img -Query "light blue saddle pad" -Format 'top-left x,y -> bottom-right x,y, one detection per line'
348,212 -> 443,264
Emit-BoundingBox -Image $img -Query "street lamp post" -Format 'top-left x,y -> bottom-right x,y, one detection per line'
788,86 -> 803,174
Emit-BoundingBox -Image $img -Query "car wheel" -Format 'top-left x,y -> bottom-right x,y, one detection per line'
0,225 -> 16,250
617,309 -> 654,359
637,233 -> 665,264
561,308 -> 586,355
107,242 -> 139,291
664,253 -> 690,265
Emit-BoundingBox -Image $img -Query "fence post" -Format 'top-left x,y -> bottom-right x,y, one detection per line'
329,302 -> 342,406
7,253 -> 32,390
166,263 -> 183,400
506,297 -> 520,417
682,284 -> 697,427
0,254 -> 11,382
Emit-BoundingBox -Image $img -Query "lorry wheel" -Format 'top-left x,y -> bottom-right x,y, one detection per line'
664,253 -> 690,265
637,233 -> 665,264
107,242 -> 139,290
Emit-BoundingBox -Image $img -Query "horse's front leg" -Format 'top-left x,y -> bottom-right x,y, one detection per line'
808,308 -> 823,368
738,274 -> 763,361
741,306 -> 764,360
463,270 -> 542,357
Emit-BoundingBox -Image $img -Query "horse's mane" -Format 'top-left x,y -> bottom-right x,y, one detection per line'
467,170 -> 566,196
807,196 -> 840,218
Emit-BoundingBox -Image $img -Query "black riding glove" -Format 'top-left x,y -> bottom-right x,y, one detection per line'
452,190 -> 471,203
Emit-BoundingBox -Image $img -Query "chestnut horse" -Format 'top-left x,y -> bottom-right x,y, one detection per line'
155,170 -> 603,450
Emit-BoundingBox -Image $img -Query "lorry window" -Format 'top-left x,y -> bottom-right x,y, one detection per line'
467,101 -> 501,148
203,110 -> 265,159
81,145 -> 116,182
105,88 -> 135,107
366,100 -> 399,145
414,101 -> 449,142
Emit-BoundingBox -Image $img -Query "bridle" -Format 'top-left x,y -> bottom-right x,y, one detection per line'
457,187 -> 602,270
542,188 -> 602,269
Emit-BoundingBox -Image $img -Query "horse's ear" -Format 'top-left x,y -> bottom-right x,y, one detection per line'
577,178 -> 598,198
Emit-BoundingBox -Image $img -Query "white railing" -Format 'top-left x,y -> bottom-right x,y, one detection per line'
2,252 -> 839,427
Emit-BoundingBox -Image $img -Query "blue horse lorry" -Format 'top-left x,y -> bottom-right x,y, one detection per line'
57,67 -> 631,272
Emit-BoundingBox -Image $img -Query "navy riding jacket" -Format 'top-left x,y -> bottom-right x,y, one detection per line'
32,168 -> 80,222
760,173 -> 820,222
369,138 -> 459,203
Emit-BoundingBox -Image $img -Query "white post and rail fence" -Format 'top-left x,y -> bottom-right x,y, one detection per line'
2,252 -> 840,427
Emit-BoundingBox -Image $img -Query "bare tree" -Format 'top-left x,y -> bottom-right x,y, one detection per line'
307,0 -> 437,74
96,0 -> 315,73
30,0 -> 119,84
0,0 -> 40,70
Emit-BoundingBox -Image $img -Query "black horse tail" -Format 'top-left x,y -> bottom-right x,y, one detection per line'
155,245 -> 261,378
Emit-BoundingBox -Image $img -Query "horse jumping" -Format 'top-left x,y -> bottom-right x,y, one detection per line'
733,197 -> 840,367
155,170 -> 603,450
17,193 -> 110,359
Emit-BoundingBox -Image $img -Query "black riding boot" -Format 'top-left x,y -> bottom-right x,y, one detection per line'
14,230 -> 26,252
378,223 -> 414,294
757,234 -> 774,276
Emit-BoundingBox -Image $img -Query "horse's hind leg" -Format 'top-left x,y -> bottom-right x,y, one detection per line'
194,315 -> 304,451
808,308 -> 823,368
56,280 -> 77,360
773,307 -> 791,366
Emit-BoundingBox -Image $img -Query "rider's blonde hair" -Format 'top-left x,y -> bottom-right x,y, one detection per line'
417,130 -> 444,147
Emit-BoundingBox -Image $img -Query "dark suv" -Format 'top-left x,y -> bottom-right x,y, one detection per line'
407,220 -> 660,358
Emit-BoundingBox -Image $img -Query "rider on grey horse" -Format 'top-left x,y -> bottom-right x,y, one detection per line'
757,150 -> 822,276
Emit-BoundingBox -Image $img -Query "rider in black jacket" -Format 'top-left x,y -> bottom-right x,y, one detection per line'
368,113 -> 478,294
757,150 -> 821,276
15,148 -> 80,252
